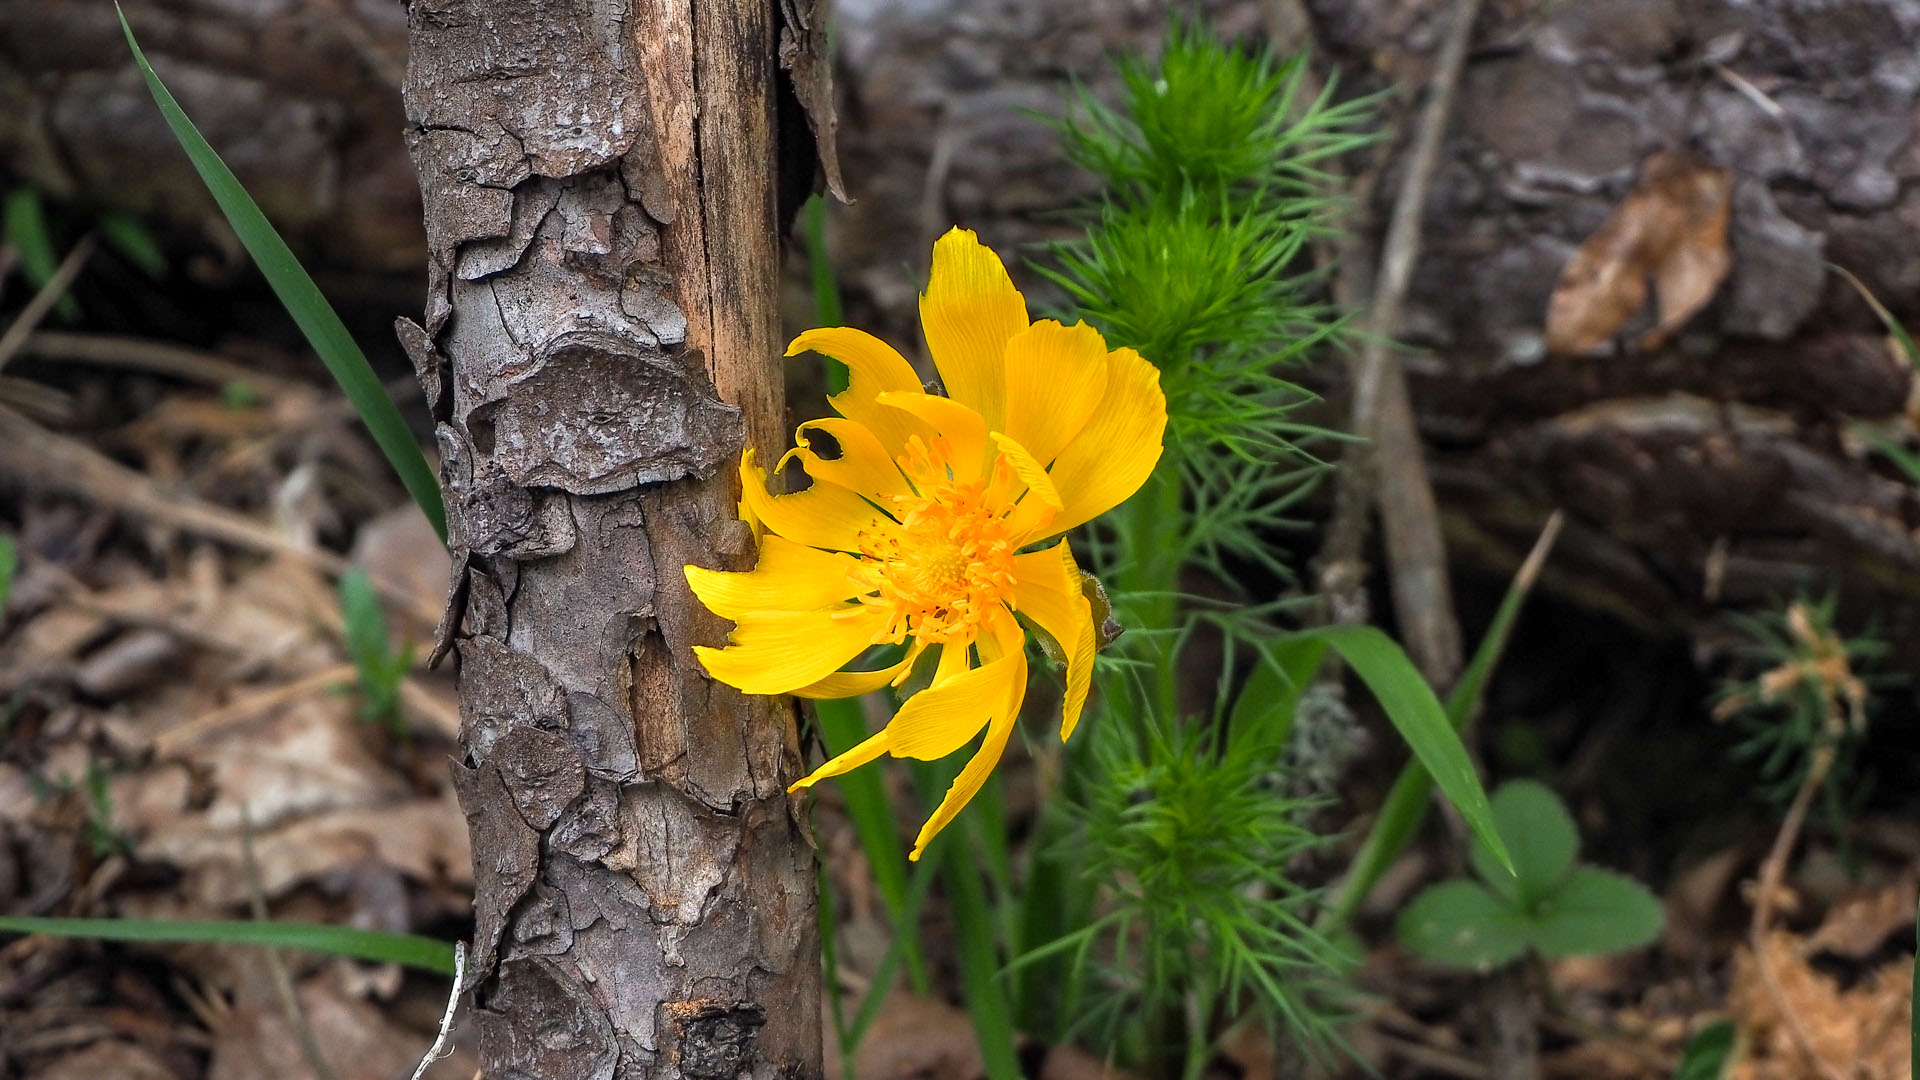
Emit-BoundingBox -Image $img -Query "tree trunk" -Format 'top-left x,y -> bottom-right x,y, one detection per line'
399,3 -> 822,1078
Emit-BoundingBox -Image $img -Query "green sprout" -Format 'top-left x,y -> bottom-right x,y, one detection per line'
336,569 -> 412,737
1712,595 -> 1886,811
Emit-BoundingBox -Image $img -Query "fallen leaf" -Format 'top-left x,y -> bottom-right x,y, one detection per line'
1728,929 -> 1912,1080
1547,149 -> 1733,354
843,994 -> 985,1080
1806,878 -> 1918,961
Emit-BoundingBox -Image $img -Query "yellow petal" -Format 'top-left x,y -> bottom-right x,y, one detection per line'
1044,347 -> 1167,535
791,641 -> 926,699
1010,541 -> 1096,740
1002,319 -> 1110,466
684,535 -> 864,621
739,449 -> 888,553
789,727 -> 891,792
907,635 -> 1027,861
789,418 -> 912,502
989,431 -> 1063,542
919,228 -> 1028,430
788,327 -> 929,454
693,605 -> 888,696
886,623 -> 1021,761
876,391 -> 991,483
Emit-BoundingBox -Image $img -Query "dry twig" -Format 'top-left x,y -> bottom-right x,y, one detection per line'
0,235 -> 97,374
1317,0 -> 1484,688
241,805 -> 338,1080
1747,750 -> 1851,1080
0,404 -> 440,626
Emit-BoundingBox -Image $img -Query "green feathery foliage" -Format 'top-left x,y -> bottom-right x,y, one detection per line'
1712,594 -> 1889,812
1026,21 -> 1376,1071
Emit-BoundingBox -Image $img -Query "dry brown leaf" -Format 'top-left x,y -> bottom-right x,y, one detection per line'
1806,878 -> 1918,961
1728,929 -> 1913,1080
1547,149 -> 1733,355
134,696 -> 469,906
841,994 -> 985,1080
206,971 -> 451,1080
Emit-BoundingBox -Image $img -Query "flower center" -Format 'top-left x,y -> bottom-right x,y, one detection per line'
855,437 -> 1018,645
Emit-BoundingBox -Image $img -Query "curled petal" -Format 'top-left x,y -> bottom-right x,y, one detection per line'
738,449 -> 889,553
790,641 -> 927,699
693,605 -> 889,696
1009,541 -> 1096,741
907,624 -> 1028,861
786,417 -> 913,502
789,727 -> 891,792
787,327 -> 927,455
684,535 -> 864,621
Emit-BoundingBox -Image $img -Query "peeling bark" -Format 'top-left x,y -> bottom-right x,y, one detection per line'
401,2 -> 823,1077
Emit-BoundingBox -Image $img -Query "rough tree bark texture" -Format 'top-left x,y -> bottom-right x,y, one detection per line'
400,3 -> 823,1078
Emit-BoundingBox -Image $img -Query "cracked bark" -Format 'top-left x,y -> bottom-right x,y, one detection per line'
400,2 -> 825,1077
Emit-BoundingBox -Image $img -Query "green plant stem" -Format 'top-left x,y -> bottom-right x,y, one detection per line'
942,816 -> 1023,1080
814,697 -> 931,993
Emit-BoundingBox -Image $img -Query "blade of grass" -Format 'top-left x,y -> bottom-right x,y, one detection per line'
0,915 -> 456,974
845,854 -> 942,1048
1832,263 -> 1920,370
116,7 -> 446,544
1320,513 -> 1562,928
3,188 -> 79,320
818,860 -> 856,1080
941,812 -> 1023,1080
803,195 -> 848,394
814,696 -> 931,993
1305,623 -> 1511,875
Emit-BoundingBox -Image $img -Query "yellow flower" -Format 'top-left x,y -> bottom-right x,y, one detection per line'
685,228 -> 1167,860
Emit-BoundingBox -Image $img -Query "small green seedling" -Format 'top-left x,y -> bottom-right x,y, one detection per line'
337,569 -> 412,737
1397,779 -> 1663,972
0,534 -> 17,610
1670,1019 -> 1737,1080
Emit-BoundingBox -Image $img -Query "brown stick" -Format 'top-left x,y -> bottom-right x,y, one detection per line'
0,236 -> 97,374
1746,751 -> 1849,1080
0,404 -> 441,627
1317,0 -> 1484,688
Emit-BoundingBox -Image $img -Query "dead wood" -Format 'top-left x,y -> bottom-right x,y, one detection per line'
401,1 -> 827,1077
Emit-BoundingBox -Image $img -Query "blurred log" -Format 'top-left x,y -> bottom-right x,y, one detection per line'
0,0 -> 422,282
9,0 -> 1920,644
817,0 -> 1920,645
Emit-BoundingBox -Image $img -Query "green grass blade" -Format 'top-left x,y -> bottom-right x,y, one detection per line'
803,195 -> 849,394
1321,514 -> 1561,928
0,534 -> 17,609
1306,624 -> 1510,875
941,816 -> 1023,1080
1832,263 -> 1920,371
1853,421 -> 1920,488
4,188 -> 80,320
0,915 -> 456,974
116,8 -> 446,544
99,211 -> 168,279
814,696 -> 931,993
845,855 -> 941,1048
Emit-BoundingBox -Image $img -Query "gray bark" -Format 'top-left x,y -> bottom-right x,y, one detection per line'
400,3 -> 824,1078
